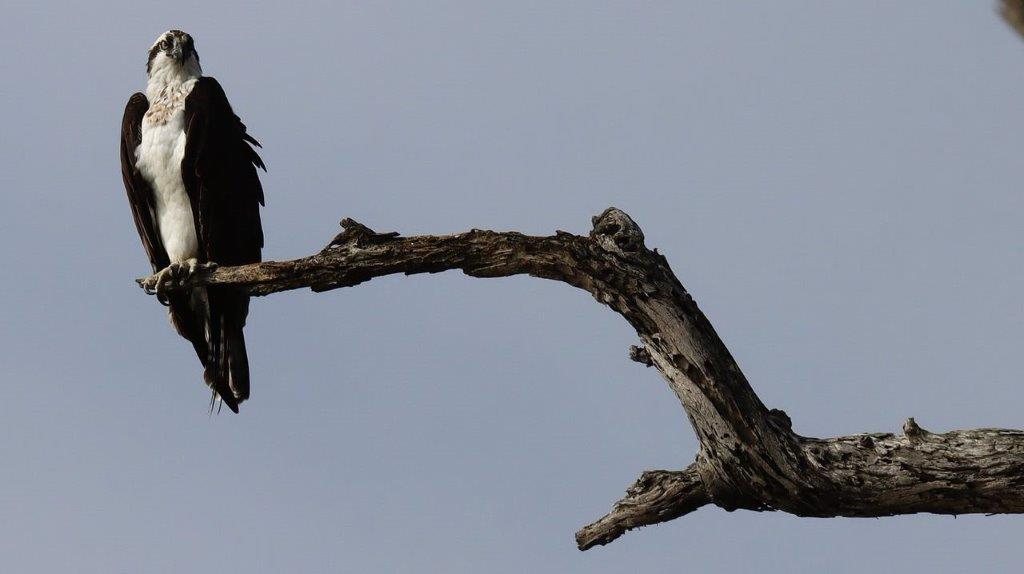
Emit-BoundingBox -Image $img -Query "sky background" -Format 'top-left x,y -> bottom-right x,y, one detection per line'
1,1 -> 1023,572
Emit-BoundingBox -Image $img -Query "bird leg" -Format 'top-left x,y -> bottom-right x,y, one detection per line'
141,258 -> 218,297
180,258 -> 218,282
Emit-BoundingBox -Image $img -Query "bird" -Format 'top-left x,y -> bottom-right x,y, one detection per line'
120,30 -> 266,413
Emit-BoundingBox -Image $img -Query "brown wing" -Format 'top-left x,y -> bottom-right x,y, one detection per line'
180,77 -> 266,411
120,92 -> 169,273
182,76 -> 265,266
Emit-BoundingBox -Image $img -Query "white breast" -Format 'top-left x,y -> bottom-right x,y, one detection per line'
135,79 -> 199,264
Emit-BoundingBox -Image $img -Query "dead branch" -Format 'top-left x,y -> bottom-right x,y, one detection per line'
137,208 -> 1024,550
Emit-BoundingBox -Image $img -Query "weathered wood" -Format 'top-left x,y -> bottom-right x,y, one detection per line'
575,466 -> 708,551
1002,0 -> 1024,40
137,209 -> 1024,550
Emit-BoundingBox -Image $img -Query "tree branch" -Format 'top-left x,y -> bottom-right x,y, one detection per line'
575,466 -> 709,551
1001,0 -> 1024,40
137,209 -> 1024,549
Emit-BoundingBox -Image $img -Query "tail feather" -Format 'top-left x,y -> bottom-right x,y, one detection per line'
204,366 -> 240,413
226,326 -> 250,403
169,286 -> 250,413
199,289 -> 250,414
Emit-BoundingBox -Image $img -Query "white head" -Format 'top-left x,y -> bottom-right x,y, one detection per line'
146,30 -> 202,84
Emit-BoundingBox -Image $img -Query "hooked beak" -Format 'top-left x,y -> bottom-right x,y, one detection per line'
167,37 -> 187,62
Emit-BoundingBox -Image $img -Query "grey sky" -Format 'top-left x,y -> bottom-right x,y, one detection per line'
1,1 -> 1022,572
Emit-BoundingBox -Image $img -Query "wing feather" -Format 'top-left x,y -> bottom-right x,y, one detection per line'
180,77 -> 265,410
120,93 -> 169,273
182,77 -> 265,262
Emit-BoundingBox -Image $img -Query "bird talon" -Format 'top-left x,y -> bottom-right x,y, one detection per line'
149,263 -> 181,298
147,259 -> 216,298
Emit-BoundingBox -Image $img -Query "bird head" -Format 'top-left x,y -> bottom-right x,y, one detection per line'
146,30 -> 201,78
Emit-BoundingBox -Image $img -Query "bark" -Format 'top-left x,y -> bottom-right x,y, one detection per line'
1002,0 -> 1024,40
137,209 -> 1024,550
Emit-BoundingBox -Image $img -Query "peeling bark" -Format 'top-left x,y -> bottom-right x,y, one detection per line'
137,209 -> 1024,550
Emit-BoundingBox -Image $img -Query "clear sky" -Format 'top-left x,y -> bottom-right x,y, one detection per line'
1,1 -> 1023,572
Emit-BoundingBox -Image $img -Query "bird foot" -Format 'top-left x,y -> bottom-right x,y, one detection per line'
141,259 -> 218,297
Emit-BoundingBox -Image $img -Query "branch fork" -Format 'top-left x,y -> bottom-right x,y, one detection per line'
137,207 -> 1024,550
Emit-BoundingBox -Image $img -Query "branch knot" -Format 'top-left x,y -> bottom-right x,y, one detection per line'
769,408 -> 793,431
590,207 -> 646,255
629,345 -> 654,367
324,218 -> 401,250
903,417 -> 928,441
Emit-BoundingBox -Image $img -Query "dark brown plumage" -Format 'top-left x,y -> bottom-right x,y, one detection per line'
120,77 -> 265,413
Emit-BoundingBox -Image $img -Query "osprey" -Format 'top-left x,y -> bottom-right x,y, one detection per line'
120,30 -> 265,412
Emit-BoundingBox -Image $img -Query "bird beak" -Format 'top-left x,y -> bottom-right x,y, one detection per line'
171,46 -> 184,61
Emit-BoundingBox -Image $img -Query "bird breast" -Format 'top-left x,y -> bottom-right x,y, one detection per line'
136,80 -> 200,263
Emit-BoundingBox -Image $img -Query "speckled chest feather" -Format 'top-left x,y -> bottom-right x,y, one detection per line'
135,78 -> 200,263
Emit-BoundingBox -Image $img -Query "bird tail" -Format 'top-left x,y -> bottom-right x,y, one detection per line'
203,290 -> 251,413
